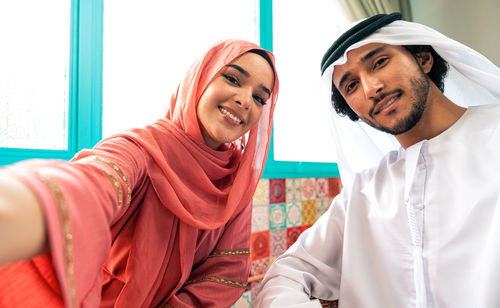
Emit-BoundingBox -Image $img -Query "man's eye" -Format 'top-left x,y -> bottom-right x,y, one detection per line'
222,73 -> 239,86
373,57 -> 388,69
346,81 -> 358,93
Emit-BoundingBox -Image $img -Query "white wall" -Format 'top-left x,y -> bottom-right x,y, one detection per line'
410,0 -> 500,66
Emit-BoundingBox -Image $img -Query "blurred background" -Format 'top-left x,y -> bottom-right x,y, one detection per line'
1,0 -> 498,176
1,1 -> 498,307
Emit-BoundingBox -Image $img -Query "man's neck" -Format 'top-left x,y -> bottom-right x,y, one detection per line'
396,86 -> 467,149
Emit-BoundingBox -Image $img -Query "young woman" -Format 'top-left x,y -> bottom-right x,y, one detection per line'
0,39 -> 279,307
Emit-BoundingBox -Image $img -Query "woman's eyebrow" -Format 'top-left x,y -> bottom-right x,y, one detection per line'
226,64 -> 272,95
226,64 -> 250,77
260,85 -> 271,96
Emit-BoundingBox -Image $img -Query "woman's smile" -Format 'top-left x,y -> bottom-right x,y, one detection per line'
218,106 -> 243,125
197,52 -> 274,149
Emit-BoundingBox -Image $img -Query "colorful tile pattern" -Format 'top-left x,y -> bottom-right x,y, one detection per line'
250,280 -> 263,304
270,229 -> 287,257
241,177 -> 341,307
253,179 -> 269,205
286,226 -> 302,248
286,178 -> 302,203
251,257 -> 270,277
316,198 -> 330,218
301,224 -> 313,233
250,231 -> 269,260
302,200 -> 317,226
286,202 -> 302,227
269,203 -> 286,231
232,291 -> 251,308
301,178 -> 316,200
315,178 -> 329,198
252,204 -> 269,232
328,177 -> 342,198
269,179 -> 286,204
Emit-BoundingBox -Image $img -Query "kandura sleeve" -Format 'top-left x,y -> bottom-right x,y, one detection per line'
254,191 -> 348,308
8,137 -> 147,308
165,202 -> 252,308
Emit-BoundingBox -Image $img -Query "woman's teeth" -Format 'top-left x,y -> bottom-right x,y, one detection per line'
220,107 -> 242,123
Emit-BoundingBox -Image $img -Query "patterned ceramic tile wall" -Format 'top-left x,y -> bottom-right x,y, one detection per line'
232,177 -> 342,308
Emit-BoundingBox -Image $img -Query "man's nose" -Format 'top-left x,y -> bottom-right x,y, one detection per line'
361,74 -> 384,99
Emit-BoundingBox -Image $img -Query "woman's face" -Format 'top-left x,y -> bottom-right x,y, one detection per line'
196,52 -> 274,149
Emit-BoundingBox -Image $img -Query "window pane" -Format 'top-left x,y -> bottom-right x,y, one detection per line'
0,1 -> 70,150
103,0 -> 258,137
273,0 -> 350,163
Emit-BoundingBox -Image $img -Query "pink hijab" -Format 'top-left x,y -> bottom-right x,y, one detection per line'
0,39 -> 279,308
88,39 -> 280,306
119,39 -> 279,229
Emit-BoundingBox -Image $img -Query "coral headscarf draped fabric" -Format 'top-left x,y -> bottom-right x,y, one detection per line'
0,39 -> 279,307
119,39 -> 279,229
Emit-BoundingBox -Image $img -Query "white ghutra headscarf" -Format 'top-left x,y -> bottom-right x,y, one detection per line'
321,13 -> 500,184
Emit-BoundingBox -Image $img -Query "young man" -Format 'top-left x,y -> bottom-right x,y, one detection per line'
255,13 -> 500,308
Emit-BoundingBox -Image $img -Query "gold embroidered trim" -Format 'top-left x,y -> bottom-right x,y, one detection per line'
37,172 -> 76,308
311,297 -> 339,308
248,273 -> 265,283
208,249 -> 250,258
97,166 -> 124,210
92,156 -> 131,206
76,155 -> 131,210
184,276 -> 248,289
319,299 -> 339,308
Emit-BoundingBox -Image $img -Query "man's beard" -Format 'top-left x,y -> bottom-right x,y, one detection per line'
362,70 -> 430,135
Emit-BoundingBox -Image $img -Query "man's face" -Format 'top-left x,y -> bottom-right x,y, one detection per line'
332,43 -> 430,135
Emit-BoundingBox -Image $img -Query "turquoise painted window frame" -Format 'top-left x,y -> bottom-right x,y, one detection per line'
0,0 -> 338,179
259,0 -> 339,179
0,0 -> 103,166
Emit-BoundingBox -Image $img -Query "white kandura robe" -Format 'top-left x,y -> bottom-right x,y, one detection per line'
255,104 -> 500,308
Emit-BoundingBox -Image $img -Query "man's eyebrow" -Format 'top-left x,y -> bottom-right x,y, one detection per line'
226,64 -> 250,77
361,46 -> 387,63
338,72 -> 351,90
337,46 -> 387,90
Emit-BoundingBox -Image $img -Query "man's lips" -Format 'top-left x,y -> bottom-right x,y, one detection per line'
373,92 -> 401,115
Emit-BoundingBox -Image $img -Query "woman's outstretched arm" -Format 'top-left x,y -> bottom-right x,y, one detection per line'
0,172 -> 48,266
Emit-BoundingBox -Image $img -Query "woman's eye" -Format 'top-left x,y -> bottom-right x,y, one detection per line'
222,73 -> 240,86
373,57 -> 388,69
254,95 -> 266,106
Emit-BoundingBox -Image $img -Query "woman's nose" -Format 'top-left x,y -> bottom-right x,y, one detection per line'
235,87 -> 253,109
